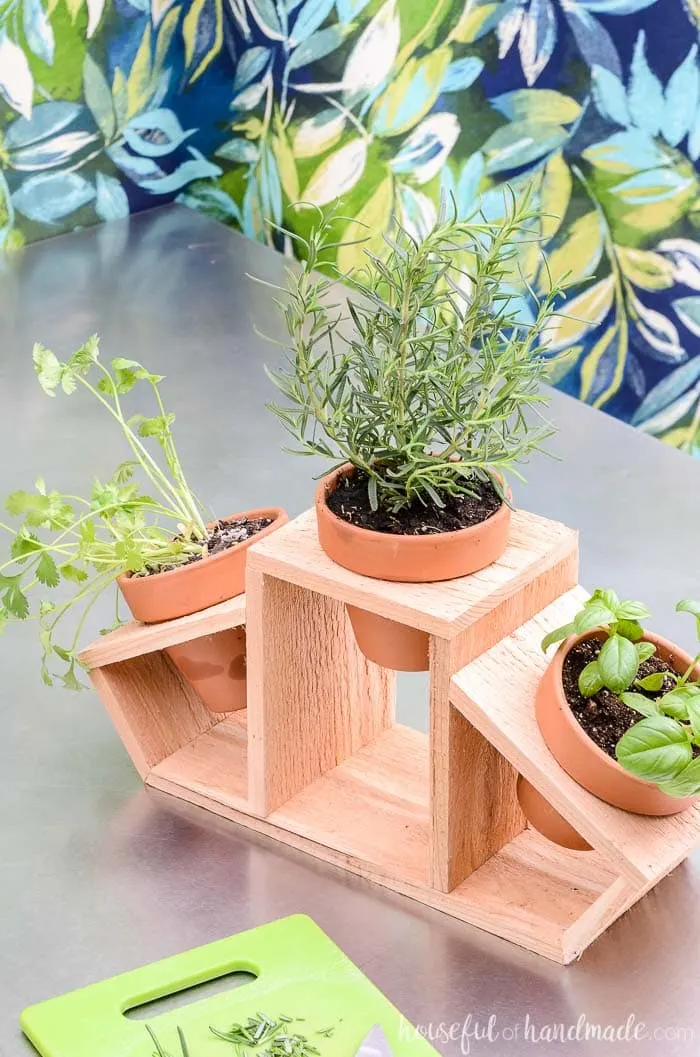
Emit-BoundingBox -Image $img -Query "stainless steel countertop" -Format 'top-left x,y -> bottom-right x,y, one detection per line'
2,206 -> 700,1057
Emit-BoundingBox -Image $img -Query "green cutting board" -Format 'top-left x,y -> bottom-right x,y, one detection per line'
21,916 -> 438,1057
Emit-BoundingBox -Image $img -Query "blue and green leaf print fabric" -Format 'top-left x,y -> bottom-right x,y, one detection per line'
1,1 -> 699,453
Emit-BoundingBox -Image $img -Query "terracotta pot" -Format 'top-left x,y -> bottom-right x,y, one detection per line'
118,508 -> 287,712
117,508 -> 287,623
516,775 -> 592,852
347,606 -> 430,671
166,627 -> 247,715
525,629 -> 700,847
315,465 -> 511,671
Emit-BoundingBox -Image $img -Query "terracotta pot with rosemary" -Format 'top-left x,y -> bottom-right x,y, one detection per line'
0,337 -> 286,711
262,196 -> 564,670
519,590 -> 700,850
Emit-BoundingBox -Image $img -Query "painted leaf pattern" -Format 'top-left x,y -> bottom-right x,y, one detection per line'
1,0 -> 700,456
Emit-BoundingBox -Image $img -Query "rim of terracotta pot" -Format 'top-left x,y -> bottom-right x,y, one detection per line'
117,506 -> 287,623
540,627 -> 700,811
314,462 -> 511,583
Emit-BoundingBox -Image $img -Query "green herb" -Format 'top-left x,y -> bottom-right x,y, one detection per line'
262,191 -> 564,515
616,600 -> 700,796
0,336 -> 209,688
146,1013 -> 335,1057
210,1012 -> 326,1057
541,588 -> 652,697
542,590 -> 700,796
147,1024 -> 192,1057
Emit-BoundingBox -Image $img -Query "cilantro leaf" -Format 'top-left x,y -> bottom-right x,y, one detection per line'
1,576 -> 29,619
36,552 -> 59,588
11,531 -> 42,560
32,343 -> 63,396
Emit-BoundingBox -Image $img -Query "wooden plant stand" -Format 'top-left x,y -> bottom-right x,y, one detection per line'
80,509 -> 700,964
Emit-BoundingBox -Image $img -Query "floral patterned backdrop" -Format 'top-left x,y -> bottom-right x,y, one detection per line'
1,0 -> 700,454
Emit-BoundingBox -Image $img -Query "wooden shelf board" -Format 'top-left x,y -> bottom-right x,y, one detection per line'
146,765 -> 634,964
447,828 -> 619,961
80,595 -> 247,670
248,508 -> 577,638
450,587 -> 700,887
143,710 -> 631,964
268,724 -> 431,888
149,710 -> 249,812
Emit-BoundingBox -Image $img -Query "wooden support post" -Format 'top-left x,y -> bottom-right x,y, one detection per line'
430,636 -> 525,893
245,564 -> 395,816
89,648 -> 225,779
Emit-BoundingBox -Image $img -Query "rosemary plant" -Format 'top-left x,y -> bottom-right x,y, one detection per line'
265,192 -> 564,514
0,336 -> 208,689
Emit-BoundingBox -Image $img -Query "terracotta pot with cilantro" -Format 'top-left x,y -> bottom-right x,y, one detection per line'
0,337 -> 286,712
263,195 -> 563,671
518,590 -> 700,850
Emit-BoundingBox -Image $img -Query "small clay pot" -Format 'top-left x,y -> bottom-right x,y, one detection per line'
118,507 -> 287,712
315,465 -> 511,671
517,775 -> 592,852
166,627 -> 247,715
117,508 -> 287,623
524,629 -> 700,848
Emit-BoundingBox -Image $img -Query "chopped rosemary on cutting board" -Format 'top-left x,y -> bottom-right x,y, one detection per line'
148,1011 -> 338,1057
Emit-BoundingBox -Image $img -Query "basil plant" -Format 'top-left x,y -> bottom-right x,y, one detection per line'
543,591 -> 700,798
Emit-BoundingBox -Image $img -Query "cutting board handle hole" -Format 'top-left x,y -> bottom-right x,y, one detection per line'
123,970 -> 258,1020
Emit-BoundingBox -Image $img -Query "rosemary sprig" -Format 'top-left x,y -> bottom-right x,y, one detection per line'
146,1011 -> 335,1057
210,1012 -> 327,1057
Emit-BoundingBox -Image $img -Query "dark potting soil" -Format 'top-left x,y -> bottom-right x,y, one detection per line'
563,639 -> 680,759
326,470 -> 502,535
139,516 -> 273,576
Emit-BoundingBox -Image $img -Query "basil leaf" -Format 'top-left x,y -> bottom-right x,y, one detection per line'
617,619 -> 644,642
657,756 -> 700,798
598,633 -> 639,694
635,672 -> 666,692
687,699 -> 700,741
573,602 -> 616,634
578,660 -> 603,697
541,622 -> 574,652
620,692 -> 661,718
676,599 -> 700,619
614,600 -> 652,620
658,685 -> 700,720
635,640 -> 656,662
616,716 -> 693,784
676,598 -> 700,638
592,587 -> 619,610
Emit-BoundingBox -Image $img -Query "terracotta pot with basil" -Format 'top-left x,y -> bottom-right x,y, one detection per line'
262,194 -> 564,670
0,337 -> 286,711
518,589 -> 700,850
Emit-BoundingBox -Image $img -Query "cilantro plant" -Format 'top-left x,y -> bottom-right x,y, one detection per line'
542,591 -> 700,797
265,193 -> 564,515
0,336 -> 208,689
542,588 -> 653,697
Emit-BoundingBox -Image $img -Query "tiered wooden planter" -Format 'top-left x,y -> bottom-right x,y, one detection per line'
80,508 -> 700,964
